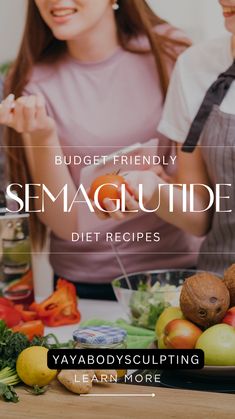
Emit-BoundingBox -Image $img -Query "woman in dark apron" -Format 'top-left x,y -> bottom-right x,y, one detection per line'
102,1 -> 235,276
158,0 -> 235,275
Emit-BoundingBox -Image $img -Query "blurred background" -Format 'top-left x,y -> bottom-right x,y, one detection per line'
0,0 -> 227,63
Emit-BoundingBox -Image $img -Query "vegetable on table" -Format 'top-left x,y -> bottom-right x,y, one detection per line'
30,279 -> 81,327
0,301 -> 22,328
0,297 -> 14,307
0,367 -> 20,403
13,320 -> 44,341
0,320 -> 75,371
57,370 -> 117,395
57,370 -> 93,395
25,385 -> 49,396
0,320 -> 74,403
0,320 -> 30,370
14,304 -> 38,322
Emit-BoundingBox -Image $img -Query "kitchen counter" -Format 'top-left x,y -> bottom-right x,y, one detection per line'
2,299 -> 235,418
1,379 -> 235,419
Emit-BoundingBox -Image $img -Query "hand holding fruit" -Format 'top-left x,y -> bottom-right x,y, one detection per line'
0,93 -> 56,138
90,170 -> 160,221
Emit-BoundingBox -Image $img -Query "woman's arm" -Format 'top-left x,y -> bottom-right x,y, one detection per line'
1,94 -> 78,241
101,144 -> 212,237
152,144 -> 212,236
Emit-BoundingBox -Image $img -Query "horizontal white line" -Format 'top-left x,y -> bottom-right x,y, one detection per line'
81,393 -> 156,397
14,252 -> 235,255
2,145 -> 235,148
126,381 -> 161,384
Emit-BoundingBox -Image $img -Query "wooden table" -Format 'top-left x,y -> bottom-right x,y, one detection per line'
2,300 -> 234,418
1,380 -> 235,419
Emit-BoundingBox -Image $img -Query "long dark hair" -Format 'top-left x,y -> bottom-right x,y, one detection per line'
5,0 -> 189,248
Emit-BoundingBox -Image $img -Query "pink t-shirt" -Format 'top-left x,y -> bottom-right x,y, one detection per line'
25,25 -> 200,283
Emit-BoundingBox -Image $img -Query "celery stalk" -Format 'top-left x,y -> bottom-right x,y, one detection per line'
0,368 -> 20,402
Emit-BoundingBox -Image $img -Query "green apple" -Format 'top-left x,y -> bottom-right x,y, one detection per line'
195,324 -> 235,366
155,306 -> 184,340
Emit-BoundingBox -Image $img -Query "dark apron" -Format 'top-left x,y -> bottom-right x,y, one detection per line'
196,105 -> 235,275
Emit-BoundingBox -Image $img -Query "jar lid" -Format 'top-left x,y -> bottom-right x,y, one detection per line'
73,326 -> 127,345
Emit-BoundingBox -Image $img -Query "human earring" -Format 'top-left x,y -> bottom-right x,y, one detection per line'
112,1 -> 119,11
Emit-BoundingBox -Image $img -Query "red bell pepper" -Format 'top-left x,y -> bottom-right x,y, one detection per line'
13,320 -> 44,340
0,304 -> 22,328
14,304 -> 38,322
0,297 -> 14,307
30,279 -> 81,327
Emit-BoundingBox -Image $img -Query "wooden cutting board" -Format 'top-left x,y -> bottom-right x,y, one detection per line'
1,380 -> 235,419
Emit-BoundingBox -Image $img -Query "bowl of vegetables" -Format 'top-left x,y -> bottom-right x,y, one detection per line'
112,270 -> 197,330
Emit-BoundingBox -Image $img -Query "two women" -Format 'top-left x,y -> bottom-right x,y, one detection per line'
0,0 -> 198,298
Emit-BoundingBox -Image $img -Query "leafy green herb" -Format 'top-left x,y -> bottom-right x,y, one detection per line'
137,281 -> 148,292
31,333 -> 75,349
0,367 -> 20,403
0,320 -> 75,371
147,302 -> 170,330
0,321 -> 29,370
130,288 -> 171,329
0,383 -> 19,403
25,385 -> 49,396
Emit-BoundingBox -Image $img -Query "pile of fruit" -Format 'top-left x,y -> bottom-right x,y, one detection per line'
155,264 -> 235,366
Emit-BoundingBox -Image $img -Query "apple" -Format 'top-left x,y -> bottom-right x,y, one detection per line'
196,324 -> 235,366
161,319 -> 202,349
155,306 -> 184,340
222,307 -> 235,327
158,333 -> 168,349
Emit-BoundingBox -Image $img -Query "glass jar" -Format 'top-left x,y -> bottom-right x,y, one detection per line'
73,326 -> 127,378
2,220 -> 31,273
0,214 -> 33,305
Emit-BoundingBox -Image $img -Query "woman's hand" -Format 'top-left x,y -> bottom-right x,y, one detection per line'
0,93 -> 56,138
93,170 -> 163,222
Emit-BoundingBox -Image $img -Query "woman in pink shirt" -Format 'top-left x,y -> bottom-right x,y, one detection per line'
0,0 -> 199,299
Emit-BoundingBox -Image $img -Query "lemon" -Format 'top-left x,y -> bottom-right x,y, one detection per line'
16,346 -> 57,387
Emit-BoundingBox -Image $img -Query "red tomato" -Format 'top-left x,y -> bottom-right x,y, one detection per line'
89,174 -> 125,209
13,320 -> 44,340
0,305 -> 22,327
0,297 -> 14,307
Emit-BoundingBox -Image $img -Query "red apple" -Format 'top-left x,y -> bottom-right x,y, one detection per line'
222,307 -> 235,327
162,319 -> 202,349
